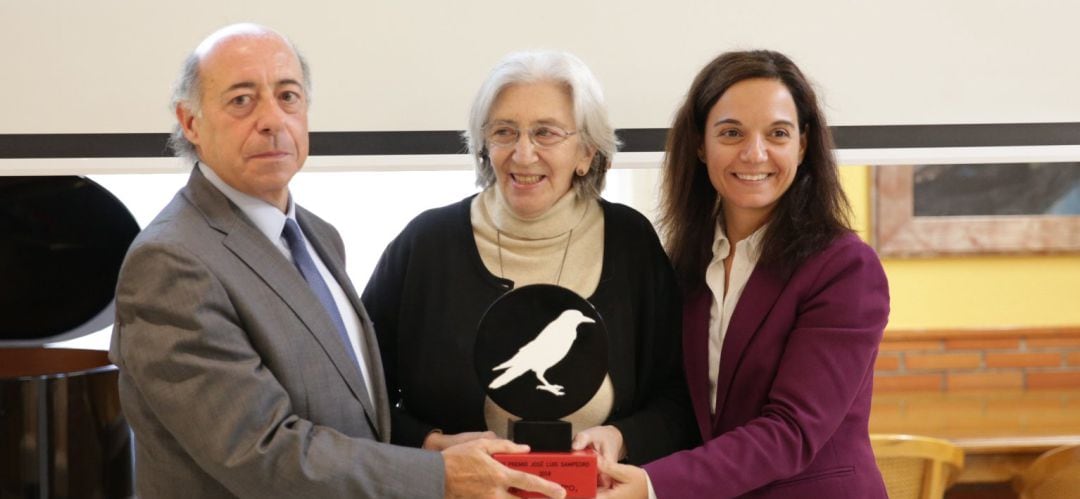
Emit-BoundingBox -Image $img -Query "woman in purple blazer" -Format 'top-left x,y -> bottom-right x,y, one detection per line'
599,50 -> 890,498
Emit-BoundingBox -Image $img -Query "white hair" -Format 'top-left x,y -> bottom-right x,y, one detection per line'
464,51 -> 620,199
168,23 -> 311,162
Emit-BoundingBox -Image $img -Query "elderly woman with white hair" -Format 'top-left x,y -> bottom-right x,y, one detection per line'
362,51 -> 697,465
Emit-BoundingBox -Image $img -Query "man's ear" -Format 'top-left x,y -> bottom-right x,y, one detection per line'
176,104 -> 199,145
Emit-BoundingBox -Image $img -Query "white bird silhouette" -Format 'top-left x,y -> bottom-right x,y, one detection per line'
488,309 -> 595,396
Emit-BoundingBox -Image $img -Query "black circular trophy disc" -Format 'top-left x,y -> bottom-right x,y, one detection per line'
474,284 -> 608,421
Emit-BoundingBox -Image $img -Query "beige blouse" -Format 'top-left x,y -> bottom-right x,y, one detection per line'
470,187 -> 614,438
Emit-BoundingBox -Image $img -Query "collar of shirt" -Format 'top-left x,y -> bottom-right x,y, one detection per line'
709,217 -> 767,265
198,163 -> 297,255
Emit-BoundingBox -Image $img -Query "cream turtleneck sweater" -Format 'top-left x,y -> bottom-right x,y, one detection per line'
470,187 -> 614,438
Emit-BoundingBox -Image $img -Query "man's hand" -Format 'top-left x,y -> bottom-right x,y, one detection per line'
596,457 -> 648,499
442,438 -> 566,499
424,430 -> 496,451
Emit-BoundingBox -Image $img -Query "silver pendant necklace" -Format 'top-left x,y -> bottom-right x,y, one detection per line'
496,228 -> 574,286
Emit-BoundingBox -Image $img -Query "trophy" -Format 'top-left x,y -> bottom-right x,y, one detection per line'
475,284 -> 608,498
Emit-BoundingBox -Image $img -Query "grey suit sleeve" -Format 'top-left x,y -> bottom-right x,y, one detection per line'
111,242 -> 445,498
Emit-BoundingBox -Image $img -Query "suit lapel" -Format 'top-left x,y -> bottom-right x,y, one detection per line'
184,169 -> 380,436
711,265 -> 786,429
683,289 -> 714,441
297,209 -> 389,441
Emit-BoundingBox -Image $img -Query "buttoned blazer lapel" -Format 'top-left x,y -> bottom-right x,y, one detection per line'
296,208 -> 389,442
682,288 -> 714,442
710,265 -> 786,430
183,169 -> 381,438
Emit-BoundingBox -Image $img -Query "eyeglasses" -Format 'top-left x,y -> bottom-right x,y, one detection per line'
484,123 -> 579,148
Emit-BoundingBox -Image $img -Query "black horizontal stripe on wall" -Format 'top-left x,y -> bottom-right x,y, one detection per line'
313,131 -> 466,155
831,123 -> 1080,149
0,133 -> 174,159
1,123 -> 1078,159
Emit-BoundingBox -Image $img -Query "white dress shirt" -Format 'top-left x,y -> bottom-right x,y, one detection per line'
705,220 -> 766,413
198,164 -> 376,406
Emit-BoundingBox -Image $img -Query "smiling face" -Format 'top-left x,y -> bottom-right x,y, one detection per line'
486,81 -> 595,219
701,78 -> 806,232
177,33 -> 308,211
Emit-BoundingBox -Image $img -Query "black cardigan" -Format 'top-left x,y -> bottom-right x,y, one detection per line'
361,195 -> 698,464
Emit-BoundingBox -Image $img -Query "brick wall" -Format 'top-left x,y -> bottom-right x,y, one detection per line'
874,327 -> 1080,391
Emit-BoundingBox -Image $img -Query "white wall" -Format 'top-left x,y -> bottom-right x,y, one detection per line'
4,0 -> 1079,136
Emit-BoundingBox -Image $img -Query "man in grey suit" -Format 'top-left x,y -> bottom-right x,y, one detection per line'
109,23 -> 564,498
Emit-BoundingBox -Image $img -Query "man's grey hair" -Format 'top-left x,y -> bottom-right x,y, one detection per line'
464,51 -> 620,200
168,23 -> 312,162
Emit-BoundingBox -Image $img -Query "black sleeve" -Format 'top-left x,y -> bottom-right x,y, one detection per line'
361,223 -> 437,448
608,208 -> 701,464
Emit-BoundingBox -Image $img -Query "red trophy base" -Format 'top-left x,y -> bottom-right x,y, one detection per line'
493,449 -> 597,498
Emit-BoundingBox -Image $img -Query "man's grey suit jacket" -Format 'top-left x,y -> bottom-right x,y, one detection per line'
110,168 -> 444,498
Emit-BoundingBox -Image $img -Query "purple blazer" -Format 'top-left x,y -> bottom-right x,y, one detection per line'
643,233 -> 889,498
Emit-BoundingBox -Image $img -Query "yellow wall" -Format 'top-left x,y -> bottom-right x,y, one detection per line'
839,166 -> 1080,330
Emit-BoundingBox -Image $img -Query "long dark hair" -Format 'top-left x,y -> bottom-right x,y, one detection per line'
659,50 -> 852,293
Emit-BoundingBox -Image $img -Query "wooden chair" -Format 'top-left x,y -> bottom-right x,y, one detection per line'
871,433 -> 964,499
1013,444 -> 1080,499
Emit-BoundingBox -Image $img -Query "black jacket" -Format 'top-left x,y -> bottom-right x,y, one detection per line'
362,194 -> 698,464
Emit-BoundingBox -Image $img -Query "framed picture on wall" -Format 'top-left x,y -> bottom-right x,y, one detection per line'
872,162 -> 1080,257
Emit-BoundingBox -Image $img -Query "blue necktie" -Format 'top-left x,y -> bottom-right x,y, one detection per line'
281,218 -> 360,368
